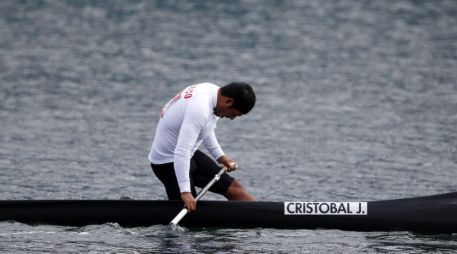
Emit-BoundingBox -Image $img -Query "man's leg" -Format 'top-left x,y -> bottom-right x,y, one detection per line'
225,180 -> 256,201
151,163 -> 197,199
191,150 -> 256,201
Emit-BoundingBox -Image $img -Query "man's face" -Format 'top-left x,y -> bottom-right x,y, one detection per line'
217,107 -> 243,120
214,99 -> 243,120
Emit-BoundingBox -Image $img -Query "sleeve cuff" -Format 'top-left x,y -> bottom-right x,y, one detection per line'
178,181 -> 191,193
211,148 -> 224,162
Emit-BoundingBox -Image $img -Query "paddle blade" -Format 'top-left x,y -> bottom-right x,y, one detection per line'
169,208 -> 188,227
169,223 -> 186,233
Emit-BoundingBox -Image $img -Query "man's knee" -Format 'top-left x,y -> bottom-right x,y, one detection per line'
225,180 -> 256,201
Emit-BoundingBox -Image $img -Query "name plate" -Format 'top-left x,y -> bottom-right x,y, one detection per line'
284,202 -> 367,215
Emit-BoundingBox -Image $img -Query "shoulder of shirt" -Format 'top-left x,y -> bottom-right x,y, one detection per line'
190,82 -> 219,98
185,83 -> 218,116
196,82 -> 220,89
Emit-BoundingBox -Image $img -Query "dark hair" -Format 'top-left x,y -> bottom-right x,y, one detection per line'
220,82 -> 256,114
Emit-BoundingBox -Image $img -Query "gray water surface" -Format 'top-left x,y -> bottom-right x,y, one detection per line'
1,0 -> 456,253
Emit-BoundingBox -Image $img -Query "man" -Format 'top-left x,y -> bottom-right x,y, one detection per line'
148,82 -> 256,212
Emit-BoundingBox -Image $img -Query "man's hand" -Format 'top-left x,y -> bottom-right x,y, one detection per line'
181,192 -> 197,212
217,155 -> 238,172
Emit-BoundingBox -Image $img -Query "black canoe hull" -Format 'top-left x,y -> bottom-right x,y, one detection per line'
1,192 -> 456,233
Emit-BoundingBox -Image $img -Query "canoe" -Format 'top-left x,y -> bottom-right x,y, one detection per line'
1,192 -> 456,233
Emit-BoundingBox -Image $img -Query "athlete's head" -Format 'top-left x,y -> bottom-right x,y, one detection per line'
220,82 -> 256,114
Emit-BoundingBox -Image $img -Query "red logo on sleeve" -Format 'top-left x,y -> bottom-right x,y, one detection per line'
184,85 -> 196,99
160,84 -> 197,117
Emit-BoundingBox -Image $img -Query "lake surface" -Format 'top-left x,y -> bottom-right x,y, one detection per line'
1,0 -> 456,253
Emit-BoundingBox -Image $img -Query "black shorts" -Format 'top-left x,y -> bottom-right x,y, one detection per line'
151,150 -> 235,200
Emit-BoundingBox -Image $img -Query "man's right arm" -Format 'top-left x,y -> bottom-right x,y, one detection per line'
174,118 -> 200,212
174,104 -> 207,211
174,117 -> 200,192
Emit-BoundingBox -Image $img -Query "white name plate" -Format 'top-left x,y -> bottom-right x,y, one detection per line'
284,202 -> 368,215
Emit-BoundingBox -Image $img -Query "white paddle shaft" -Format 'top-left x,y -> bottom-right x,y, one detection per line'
170,165 -> 235,227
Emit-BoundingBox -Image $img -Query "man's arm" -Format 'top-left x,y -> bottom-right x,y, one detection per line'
202,130 -> 224,161
174,118 -> 200,212
203,130 -> 238,172
174,117 -> 201,193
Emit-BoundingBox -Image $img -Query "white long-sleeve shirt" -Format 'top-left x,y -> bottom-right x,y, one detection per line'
148,83 -> 224,193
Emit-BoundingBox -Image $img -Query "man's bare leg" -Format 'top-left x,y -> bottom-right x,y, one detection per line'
225,180 -> 256,200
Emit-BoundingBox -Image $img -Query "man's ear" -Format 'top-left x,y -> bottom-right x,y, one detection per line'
225,97 -> 234,106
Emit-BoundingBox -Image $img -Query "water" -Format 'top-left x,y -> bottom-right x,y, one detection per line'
1,0 -> 456,253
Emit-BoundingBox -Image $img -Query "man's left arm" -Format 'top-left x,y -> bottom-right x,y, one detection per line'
202,131 -> 237,172
202,130 -> 224,161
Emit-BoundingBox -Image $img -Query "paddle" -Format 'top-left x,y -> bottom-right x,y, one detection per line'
169,164 -> 236,229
